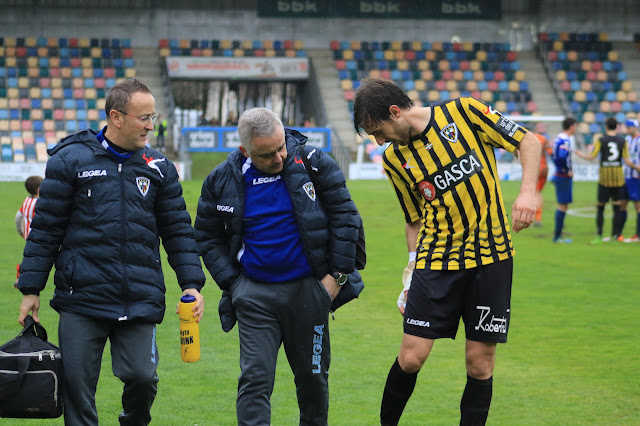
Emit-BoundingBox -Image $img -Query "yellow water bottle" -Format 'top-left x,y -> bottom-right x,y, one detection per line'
178,294 -> 200,362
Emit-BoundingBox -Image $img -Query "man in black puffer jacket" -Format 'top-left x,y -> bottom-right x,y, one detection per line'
195,107 -> 363,425
17,78 -> 206,426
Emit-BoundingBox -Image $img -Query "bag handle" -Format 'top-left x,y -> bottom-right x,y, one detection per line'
19,314 -> 49,342
0,316 -> 46,399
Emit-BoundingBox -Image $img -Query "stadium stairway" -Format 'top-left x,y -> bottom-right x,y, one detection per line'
614,41 -> 640,107
307,48 -> 360,154
516,50 -> 564,136
132,47 -> 175,158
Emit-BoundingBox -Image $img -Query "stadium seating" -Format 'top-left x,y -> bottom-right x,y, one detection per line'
158,38 -> 306,58
539,32 -> 639,144
0,36 -> 134,162
331,40 -> 536,117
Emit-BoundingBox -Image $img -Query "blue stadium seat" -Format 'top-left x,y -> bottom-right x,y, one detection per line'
2,145 -> 13,162
570,102 -> 582,113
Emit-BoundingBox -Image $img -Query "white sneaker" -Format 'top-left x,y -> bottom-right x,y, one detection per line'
623,235 -> 639,243
602,236 -> 612,242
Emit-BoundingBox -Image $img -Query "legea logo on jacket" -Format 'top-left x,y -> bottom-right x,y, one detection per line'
143,153 -> 165,178
77,169 -> 107,178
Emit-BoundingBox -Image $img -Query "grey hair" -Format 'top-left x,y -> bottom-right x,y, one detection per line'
237,108 -> 283,155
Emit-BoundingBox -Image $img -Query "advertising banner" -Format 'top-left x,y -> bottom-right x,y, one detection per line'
258,0 -> 501,20
166,57 -> 309,80
184,127 -> 331,152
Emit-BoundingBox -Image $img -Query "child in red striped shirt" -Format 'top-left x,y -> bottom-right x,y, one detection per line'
15,175 -> 43,287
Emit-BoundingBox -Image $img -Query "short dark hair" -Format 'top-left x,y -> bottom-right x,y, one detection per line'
104,78 -> 152,118
562,117 -> 577,130
353,77 -> 414,137
605,116 -> 618,131
25,175 -> 43,195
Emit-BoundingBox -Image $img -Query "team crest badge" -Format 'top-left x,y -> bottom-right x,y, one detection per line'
136,177 -> 150,197
440,123 -> 458,143
303,182 -> 316,201
418,181 -> 436,201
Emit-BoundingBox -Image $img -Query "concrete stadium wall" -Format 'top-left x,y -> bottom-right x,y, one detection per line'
1,4 -> 637,51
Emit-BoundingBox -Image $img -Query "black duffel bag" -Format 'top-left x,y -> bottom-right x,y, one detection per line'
0,315 -> 63,418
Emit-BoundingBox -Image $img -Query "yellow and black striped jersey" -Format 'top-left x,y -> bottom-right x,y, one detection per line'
590,135 -> 628,187
383,97 -> 529,271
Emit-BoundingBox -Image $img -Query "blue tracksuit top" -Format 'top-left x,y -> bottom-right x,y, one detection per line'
239,157 -> 313,283
552,132 -> 572,177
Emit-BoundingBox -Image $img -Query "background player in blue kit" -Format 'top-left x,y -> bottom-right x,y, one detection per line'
551,117 -> 577,243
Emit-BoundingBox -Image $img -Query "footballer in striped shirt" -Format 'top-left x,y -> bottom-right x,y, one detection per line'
353,77 -> 541,426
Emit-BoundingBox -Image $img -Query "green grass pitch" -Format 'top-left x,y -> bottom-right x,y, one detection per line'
0,178 -> 638,425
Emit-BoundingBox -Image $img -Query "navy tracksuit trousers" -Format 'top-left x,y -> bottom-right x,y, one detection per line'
230,274 -> 333,426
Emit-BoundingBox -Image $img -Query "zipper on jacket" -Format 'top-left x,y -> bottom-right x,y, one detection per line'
118,162 -> 129,319
87,188 -> 95,215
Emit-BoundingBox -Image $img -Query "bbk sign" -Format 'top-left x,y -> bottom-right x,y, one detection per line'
258,0 -> 329,17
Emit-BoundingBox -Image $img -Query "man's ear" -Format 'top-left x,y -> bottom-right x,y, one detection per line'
109,110 -> 123,129
239,146 -> 249,158
389,105 -> 401,119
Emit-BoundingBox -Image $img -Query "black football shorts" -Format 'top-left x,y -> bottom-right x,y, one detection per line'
597,184 -> 627,203
403,258 -> 513,343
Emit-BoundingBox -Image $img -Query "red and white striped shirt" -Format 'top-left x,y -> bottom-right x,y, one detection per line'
19,196 -> 38,239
